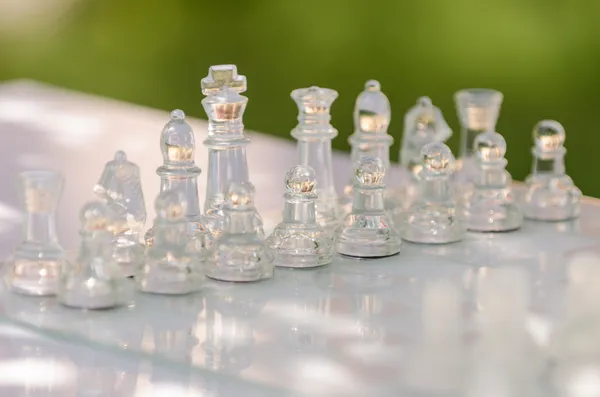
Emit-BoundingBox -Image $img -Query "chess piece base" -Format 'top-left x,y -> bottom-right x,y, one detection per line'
59,286 -> 124,310
267,224 -> 332,269
400,202 -> 466,244
4,257 -> 62,296
206,238 -> 274,282
335,214 -> 402,258
136,265 -> 203,295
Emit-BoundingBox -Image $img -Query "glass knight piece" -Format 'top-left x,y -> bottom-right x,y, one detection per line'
5,170 -> 65,296
94,150 -> 145,277
522,120 -> 581,221
206,183 -> 274,282
291,86 -> 342,235
465,131 -> 522,232
201,65 -> 256,239
400,96 -> 452,177
59,201 -> 128,309
340,81 -> 398,216
137,190 -> 204,295
454,88 -> 503,184
267,165 -> 333,268
144,109 -> 212,257
400,142 -> 466,244
335,157 -> 401,258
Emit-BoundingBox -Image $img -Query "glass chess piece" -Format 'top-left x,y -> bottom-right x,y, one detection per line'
522,120 -> 581,221
399,142 -> 466,244
205,182 -> 274,282
335,157 -> 401,258
5,170 -> 65,296
400,96 -> 453,178
144,109 -> 213,257
137,190 -> 204,295
291,86 -> 343,235
58,201 -> 129,309
465,131 -> 522,232
453,88 -> 503,186
201,65 -> 259,239
93,150 -> 145,277
266,165 -> 333,268
340,81 -> 400,216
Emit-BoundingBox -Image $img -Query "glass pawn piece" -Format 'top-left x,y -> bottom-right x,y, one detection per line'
136,190 -> 204,295
400,143 -> 466,244
93,150 -> 146,277
291,86 -> 343,235
453,89 -> 503,184
400,96 -> 453,177
144,110 -> 213,257
267,165 -> 333,268
206,182 -> 274,282
340,81 -> 397,215
5,170 -> 65,296
522,120 -> 581,221
58,201 -> 128,309
335,157 -> 401,258
465,131 -> 522,232
201,65 -> 255,239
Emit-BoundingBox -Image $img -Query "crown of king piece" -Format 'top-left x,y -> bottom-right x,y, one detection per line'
201,64 -> 247,95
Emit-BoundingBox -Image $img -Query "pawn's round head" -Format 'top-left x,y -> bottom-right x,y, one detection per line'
80,201 -> 111,232
533,120 -> 565,152
355,157 -> 385,187
421,142 -> 455,175
155,190 -> 187,221
474,131 -> 506,162
285,165 -> 316,195
226,182 -> 253,209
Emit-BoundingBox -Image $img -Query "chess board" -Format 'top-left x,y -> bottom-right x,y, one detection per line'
0,80 -> 599,397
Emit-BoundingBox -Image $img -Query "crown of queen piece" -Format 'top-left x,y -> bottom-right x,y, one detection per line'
291,86 -> 339,139
201,65 -> 248,142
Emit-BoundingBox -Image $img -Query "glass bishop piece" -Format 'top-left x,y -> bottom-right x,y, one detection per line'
291,86 -> 342,234
523,120 -> 581,221
340,81 -> 397,215
267,165 -> 333,268
137,190 -> 204,295
94,150 -> 145,277
5,170 -> 65,296
59,201 -> 128,309
335,157 -> 401,258
465,131 -> 522,232
400,143 -> 465,244
144,110 -> 212,258
400,96 -> 452,177
454,89 -> 503,184
206,183 -> 274,282
201,65 -> 254,239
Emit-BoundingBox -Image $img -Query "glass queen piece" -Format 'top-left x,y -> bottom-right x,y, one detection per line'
5,170 -> 65,296
291,86 -> 342,234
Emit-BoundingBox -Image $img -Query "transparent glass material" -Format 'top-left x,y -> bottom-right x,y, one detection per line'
144,110 -> 213,257
399,143 -> 466,244
339,80 -> 401,217
291,86 -> 342,234
59,201 -> 129,309
523,120 -> 581,221
137,190 -> 204,295
201,65 -> 254,239
453,89 -> 503,185
335,157 -> 401,258
464,131 -> 522,232
94,150 -> 145,277
206,183 -> 274,282
400,96 -> 452,177
4,170 -> 65,296
267,165 -> 333,268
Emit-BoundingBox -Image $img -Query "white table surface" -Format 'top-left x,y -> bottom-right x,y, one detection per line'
1,80 -> 600,397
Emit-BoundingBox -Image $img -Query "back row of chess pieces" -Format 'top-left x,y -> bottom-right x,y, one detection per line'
1,65 -> 581,310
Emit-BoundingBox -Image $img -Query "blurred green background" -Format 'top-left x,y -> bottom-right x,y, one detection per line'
2,0 -> 600,195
